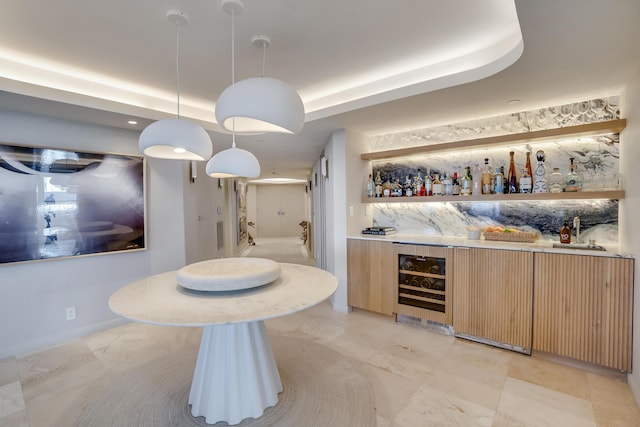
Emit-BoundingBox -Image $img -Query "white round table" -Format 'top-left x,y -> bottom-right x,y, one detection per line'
108,262 -> 338,425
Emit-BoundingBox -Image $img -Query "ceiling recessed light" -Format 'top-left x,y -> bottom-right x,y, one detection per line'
128,120 -> 138,125
507,99 -> 520,104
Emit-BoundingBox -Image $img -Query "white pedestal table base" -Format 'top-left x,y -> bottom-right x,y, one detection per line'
188,321 -> 283,425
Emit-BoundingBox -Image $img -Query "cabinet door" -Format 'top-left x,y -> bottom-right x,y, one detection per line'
347,239 -> 395,315
533,253 -> 633,371
453,247 -> 533,353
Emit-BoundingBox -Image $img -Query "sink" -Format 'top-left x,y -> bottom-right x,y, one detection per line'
552,243 -> 607,252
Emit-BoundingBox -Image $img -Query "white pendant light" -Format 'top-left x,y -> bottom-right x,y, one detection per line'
214,2 -> 305,135
206,134 -> 260,178
138,10 -> 212,161
206,1 -> 260,179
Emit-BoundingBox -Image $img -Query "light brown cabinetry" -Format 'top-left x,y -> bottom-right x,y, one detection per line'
347,239 -> 395,315
533,253 -> 634,371
394,244 -> 453,325
452,247 -> 534,353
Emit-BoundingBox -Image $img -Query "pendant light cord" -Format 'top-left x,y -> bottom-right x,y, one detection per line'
231,8 -> 236,147
175,18 -> 181,118
261,42 -> 266,77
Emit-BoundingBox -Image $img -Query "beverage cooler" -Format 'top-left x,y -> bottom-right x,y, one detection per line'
394,244 -> 453,325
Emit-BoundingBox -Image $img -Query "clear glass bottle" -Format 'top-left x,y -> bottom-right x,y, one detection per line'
382,175 -> 393,197
442,171 -> 453,196
507,151 -> 518,193
461,166 -> 472,195
451,171 -> 460,195
532,150 -> 548,193
375,170 -> 383,198
424,168 -> 433,196
393,177 -> 402,196
472,164 -> 482,195
519,167 -> 532,193
404,175 -> 413,197
481,158 -> 493,194
366,173 -> 374,197
432,173 -> 443,196
417,169 -> 426,196
564,157 -> 582,192
549,167 -> 564,193
493,167 -> 504,194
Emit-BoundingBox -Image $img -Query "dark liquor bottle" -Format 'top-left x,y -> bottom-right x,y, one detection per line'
507,151 -> 518,193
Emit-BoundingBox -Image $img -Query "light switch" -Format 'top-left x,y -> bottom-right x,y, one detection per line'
349,206 -> 354,216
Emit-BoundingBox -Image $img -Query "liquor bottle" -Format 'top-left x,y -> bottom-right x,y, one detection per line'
461,166 -> 472,195
525,151 -> 533,179
500,166 -> 507,194
442,171 -> 453,196
549,168 -> 564,193
393,177 -> 402,196
481,158 -> 493,194
493,167 -> 504,194
519,168 -> 532,193
417,169 -> 426,196
432,173 -> 443,195
507,151 -> 518,193
404,175 -> 413,197
424,168 -> 433,196
382,175 -> 393,197
451,171 -> 460,195
564,157 -> 582,192
366,174 -> 374,197
560,222 -> 571,244
374,170 -> 383,198
532,150 -> 548,193
471,164 -> 482,195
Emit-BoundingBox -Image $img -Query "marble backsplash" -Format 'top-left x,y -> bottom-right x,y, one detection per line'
369,96 -> 622,245
372,199 -> 618,244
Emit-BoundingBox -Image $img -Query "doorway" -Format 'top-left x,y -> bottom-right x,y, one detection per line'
253,184 -> 307,238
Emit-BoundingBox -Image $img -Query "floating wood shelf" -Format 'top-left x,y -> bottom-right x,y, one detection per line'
362,190 -> 624,204
361,119 -> 626,161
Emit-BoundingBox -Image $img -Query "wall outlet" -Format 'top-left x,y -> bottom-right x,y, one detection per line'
66,306 -> 76,321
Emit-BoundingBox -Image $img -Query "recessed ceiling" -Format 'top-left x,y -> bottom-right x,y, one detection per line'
0,0 -> 639,180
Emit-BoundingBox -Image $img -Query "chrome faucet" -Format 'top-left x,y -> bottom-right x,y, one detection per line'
573,216 -> 580,244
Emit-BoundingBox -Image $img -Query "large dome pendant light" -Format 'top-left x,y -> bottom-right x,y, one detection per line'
206,0 -> 260,178
138,11 -> 213,161
214,1 -> 305,135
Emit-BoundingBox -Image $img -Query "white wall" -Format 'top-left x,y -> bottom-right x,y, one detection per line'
323,130 -> 349,312
0,110 -> 188,358
184,162 -> 226,264
345,129 -> 374,235
620,66 -> 640,406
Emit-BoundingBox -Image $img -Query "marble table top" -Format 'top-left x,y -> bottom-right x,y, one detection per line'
109,263 -> 338,327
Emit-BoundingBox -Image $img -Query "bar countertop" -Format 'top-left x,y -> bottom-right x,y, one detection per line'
348,233 -> 633,258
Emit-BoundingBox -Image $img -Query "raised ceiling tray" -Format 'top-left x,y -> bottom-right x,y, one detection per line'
176,258 -> 281,292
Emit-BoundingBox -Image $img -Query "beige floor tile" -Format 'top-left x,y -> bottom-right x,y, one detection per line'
0,381 -> 24,419
495,377 -> 596,427
0,408 -> 28,427
84,322 -> 201,372
393,383 -> 496,427
0,358 -> 18,388
362,363 -> 422,423
588,373 -> 640,427
508,352 -> 592,400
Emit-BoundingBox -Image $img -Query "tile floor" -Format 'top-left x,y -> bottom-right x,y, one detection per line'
1,238 -> 639,426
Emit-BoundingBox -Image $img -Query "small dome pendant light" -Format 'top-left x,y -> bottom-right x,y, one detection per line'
206,0 -> 260,178
138,10 -> 212,161
214,2 -> 304,134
